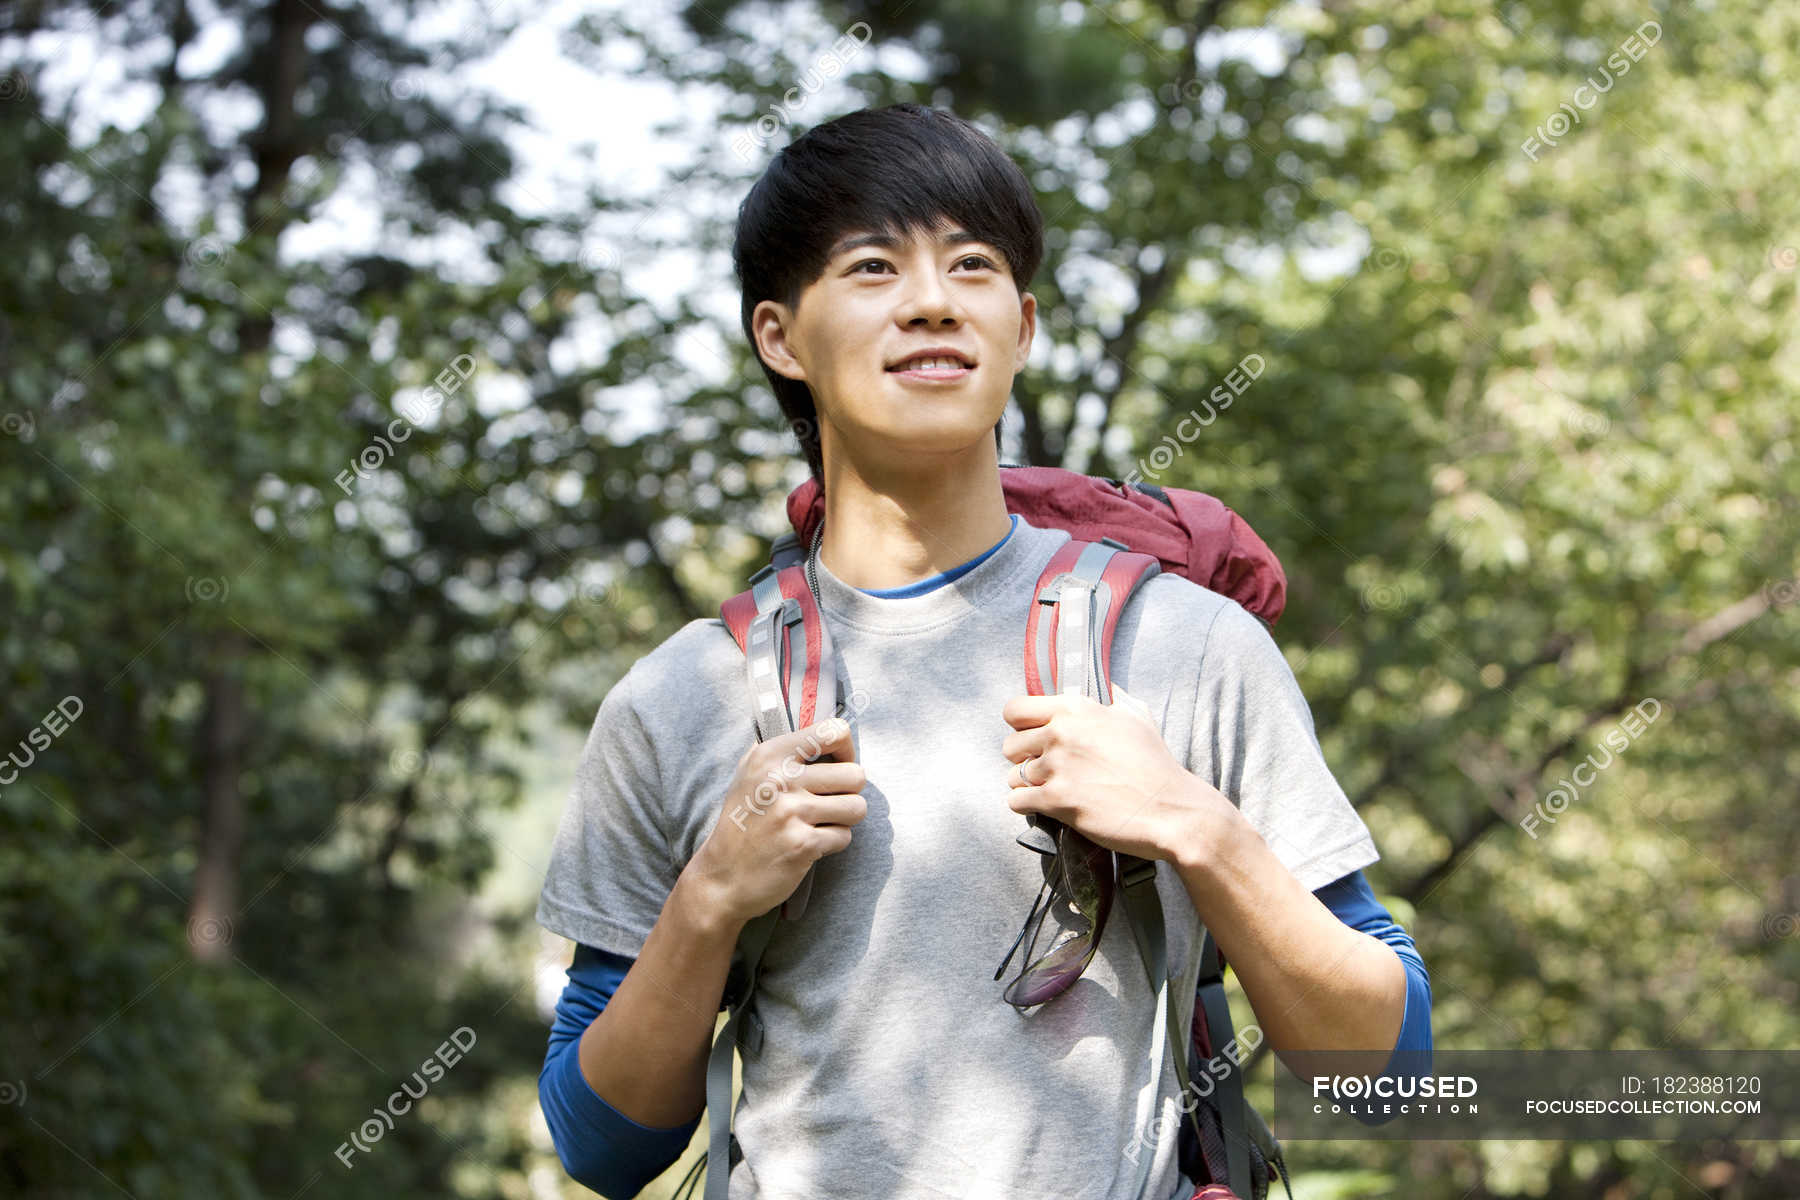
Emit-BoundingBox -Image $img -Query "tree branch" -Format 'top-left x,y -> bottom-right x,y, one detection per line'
1077,248 -> 1183,477
1398,576 -> 1793,906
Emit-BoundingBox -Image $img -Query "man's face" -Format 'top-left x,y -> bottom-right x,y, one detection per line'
752,216 -> 1036,475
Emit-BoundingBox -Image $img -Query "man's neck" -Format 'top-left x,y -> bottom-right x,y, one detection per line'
816,445 -> 1014,591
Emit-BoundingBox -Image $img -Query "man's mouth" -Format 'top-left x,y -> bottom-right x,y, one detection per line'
885,353 -> 977,381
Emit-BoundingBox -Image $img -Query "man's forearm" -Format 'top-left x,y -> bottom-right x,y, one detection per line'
1167,777 -> 1406,1077
575,866 -> 745,1127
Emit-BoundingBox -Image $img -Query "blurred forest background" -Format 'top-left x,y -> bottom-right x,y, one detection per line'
2,0 -> 1797,1196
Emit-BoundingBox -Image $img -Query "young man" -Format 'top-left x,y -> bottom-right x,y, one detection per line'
536,103 -> 1430,1198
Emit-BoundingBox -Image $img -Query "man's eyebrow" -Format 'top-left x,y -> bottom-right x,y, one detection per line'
826,229 -> 990,259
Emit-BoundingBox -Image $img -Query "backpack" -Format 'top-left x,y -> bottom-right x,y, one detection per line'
693,464 -> 1294,1200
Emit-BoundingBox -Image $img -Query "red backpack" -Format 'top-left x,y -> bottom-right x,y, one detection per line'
697,465 -> 1293,1200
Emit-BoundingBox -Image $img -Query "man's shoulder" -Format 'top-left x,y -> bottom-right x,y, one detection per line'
619,617 -> 744,723
1128,569 -> 1257,649
637,615 -> 739,668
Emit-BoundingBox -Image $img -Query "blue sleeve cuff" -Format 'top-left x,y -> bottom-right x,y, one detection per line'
539,944 -> 700,1196
1313,870 -> 1434,1126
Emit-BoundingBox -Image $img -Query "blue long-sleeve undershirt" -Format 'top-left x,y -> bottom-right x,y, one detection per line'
538,868 -> 1431,1195
1310,870 -> 1435,1126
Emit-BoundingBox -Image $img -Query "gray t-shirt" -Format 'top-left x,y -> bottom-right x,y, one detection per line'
537,513 -> 1379,1199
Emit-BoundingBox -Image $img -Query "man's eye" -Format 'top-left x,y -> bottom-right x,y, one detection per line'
851,255 -> 994,274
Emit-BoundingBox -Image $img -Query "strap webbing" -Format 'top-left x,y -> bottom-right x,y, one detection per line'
707,548 -> 851,1197
704,909 -> 779,1200
1194,936 -> 1251,1194
1119,861 -> 1261,1199
1119,864 -> 1203,1166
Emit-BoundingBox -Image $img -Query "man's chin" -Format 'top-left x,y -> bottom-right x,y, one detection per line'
843,424 -> 1007,471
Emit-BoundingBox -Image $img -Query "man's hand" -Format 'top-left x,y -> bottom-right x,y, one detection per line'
1000,684 -> 1236,865
686,717 -> 866,929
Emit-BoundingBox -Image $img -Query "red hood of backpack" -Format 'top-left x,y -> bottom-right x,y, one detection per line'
783,464 -> 1287,626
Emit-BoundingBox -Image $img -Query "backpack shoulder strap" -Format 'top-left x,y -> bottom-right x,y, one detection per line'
1024,536 -> 1162,698
704,538 -> 847,1199
721,562 -> 833,743
720,545 -> 843,922
1029,535 -> 1281,1199
703,908 -> 776,1200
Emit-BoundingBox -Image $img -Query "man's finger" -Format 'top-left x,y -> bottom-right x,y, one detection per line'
793,758 -> 866,795
999,726 -> 1052,764
781,715 -> 856,763
1001,693 -> 1073,729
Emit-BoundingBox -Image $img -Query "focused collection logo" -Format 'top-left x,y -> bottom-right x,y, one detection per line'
1310,1073 -> 1480,1116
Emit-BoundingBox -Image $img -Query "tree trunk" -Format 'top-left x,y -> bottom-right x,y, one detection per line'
189,632 -> 247,961
185,0 -> 314,962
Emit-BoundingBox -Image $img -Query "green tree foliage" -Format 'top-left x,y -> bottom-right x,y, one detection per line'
3,0 -> 1795,1196
1,0 -> 681,1193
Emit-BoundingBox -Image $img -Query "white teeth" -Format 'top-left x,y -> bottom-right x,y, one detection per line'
895,356 -> 967,371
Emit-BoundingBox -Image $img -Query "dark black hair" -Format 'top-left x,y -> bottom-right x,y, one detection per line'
733,103 -> 1045,482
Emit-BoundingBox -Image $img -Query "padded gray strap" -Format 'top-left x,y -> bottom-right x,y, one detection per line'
705,910 -> 779,1200
743,571 -> 830,921
1118,859 -> 1191,1094
1054,542 -> 1119,698
1120,864 -> 1262,1198
743,596 -> 794,744
1195,937 -> 1252,1195
710,557 -> 851,1196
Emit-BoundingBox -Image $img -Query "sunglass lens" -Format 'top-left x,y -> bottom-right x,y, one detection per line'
1000,828 -> 1115,1008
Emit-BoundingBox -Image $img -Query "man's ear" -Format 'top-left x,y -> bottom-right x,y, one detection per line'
752,299 -> 807,383
1013,291 -> 1037,374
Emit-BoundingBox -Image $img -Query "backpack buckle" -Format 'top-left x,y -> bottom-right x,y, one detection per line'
769,531 -> 805,570
737,1006 -> 765,1057
1119,857 -> 1157,891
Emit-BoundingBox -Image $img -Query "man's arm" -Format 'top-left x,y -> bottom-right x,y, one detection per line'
570,866 -> 744,1129
999,597 -> 1421,1080
539,943 -> 706,1196
536,711 -> 865,1190
1313,871 -> 1433,1070
1168,782 -> 1407,1079
1313,870 -> 1434,1126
